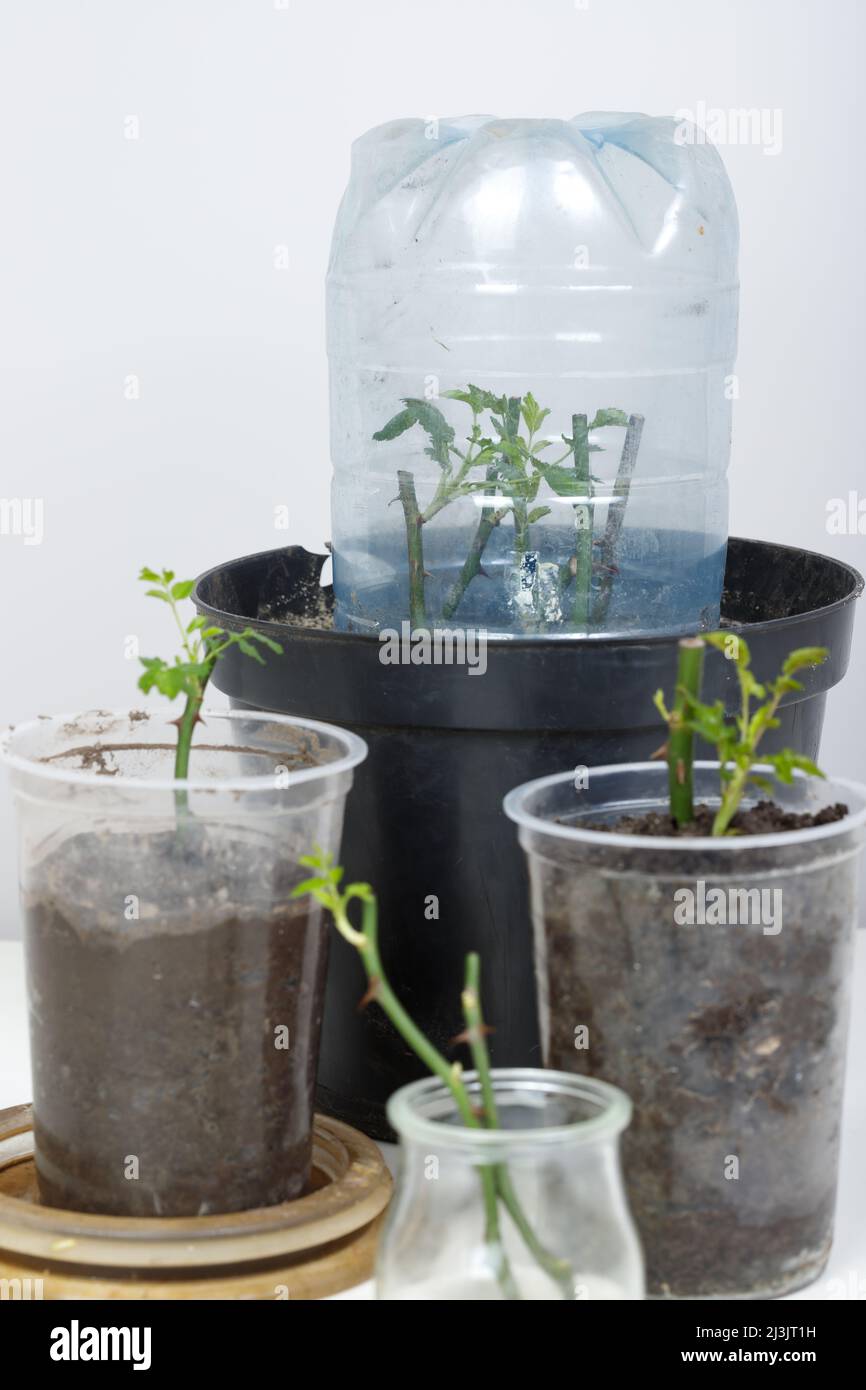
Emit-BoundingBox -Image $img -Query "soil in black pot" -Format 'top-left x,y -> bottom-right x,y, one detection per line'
24,820 -> 328,1218
536,801 -> 859,1298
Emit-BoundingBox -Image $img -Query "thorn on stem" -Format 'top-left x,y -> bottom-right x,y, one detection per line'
650,740 -> 669,761
357,977 -> 382,1012
449,1023 -> 495,1048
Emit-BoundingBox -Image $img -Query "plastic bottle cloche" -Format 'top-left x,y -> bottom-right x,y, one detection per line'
327,113 -> 738,638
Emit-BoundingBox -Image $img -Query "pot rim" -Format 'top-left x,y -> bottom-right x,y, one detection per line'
193,536 -> 865,647
0,708 -> 368,793
386,1068 -> 632,1151
504,760 -> 866,853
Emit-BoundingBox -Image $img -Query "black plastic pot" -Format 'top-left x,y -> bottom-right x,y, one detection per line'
194,538 -> 862,1139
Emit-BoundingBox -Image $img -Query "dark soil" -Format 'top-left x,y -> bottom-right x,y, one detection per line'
25,821 -> 328,1218
588,800 -> 849,837
534,808 -> 859,1297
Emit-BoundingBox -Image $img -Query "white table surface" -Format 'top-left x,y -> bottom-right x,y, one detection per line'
1,938 -> 864,1301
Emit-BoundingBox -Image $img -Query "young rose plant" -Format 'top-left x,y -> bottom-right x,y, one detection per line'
655,632 -> 827,835
373,386 -> 641,629
292,850 -> 575,1301
137,567 -> 282,781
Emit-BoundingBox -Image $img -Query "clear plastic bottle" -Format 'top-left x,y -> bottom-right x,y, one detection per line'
327,114 -> 738,637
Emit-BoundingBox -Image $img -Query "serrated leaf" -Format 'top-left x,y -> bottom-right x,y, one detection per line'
781,646 -> 828,676
138,566 -> 161,583
250,633 -> 284,654
769,675 -> 803,697
589,408 -> 629,430
372,407 -> 418,443
763,749 -> 825,782
533,461 -> 586,498
443,384 -> 506,415
292,875 -> 327,896
521,392 -> 551,436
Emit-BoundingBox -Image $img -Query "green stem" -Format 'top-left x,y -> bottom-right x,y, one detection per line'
711,764 -> 749,837
173,690 -> 203,782
441,490 -> 509,620
462,953 -> 574,1300
571,414 -> 593,629
668,637 -> 705,827
592,413 -> 644,627
397,470 -> 427,629
353,901 -> 519,1300
711,686 -> 785,836
172,651 -> 219,815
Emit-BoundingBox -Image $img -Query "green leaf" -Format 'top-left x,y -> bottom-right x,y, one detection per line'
748,774 -> 775,794
292,875 -> 328,897
171,580 -> 195,601
768,675 -> 803,697
704,630 -> 748,666
589,408 -> 629,430
245,631 -> 283,654
738,668 -> 766,701
521,392 -> 551,436
138,567 -> 161,583
527,506 -> 552,524
372,407 -> 418,443
403,398 -> 455,467
299,851 -> 328,870
683,697 -> 731,747
237,638 -> 265,663
781,647 -> 828,676
532,461 -> 587,498
145,588 -> 170,603
763,749 -> 825,783
653,689 -> 671,722
373,398 -> 456,468
443,384 -> 506,415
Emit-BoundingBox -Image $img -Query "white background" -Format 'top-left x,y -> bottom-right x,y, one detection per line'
1,0 -> 864,936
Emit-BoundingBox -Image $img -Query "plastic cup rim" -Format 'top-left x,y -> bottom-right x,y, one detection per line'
0,708 -> 368,794
503,760 -> 866,853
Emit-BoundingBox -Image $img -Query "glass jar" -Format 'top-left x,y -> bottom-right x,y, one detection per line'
328,114 -> 738,638
376,1068 -> 643,1300
1,708 -> 366,1220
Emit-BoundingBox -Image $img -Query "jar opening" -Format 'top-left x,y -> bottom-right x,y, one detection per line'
387,1068 -> 631,1151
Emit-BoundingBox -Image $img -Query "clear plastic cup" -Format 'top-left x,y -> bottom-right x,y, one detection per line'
505,761 -> 866,1297
1,708 -> 366,1218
